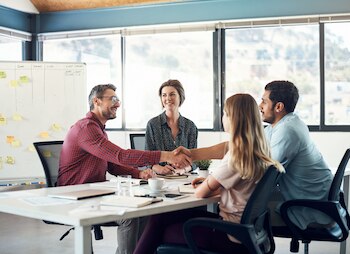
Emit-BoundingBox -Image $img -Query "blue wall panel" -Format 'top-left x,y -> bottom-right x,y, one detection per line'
38,0 -> 350,33
0,6 -> 33,33
1,0 -> 350,34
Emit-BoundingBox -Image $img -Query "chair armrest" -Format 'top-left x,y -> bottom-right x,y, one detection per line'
280,199 -> 350,241
183,217 -> 270,254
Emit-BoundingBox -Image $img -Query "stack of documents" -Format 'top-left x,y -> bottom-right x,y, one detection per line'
178,184 -> 196,194
48,189 -> 115,200
100,195 -> 161,208
90,179 -> 147,188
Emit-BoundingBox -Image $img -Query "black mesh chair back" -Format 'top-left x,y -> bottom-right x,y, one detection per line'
241,165 -> 281,225
33,140 -> 114,244
130,133 -> 145,150
328,149 -> 350,201
33,141 -> 63,187
238,165 -> 281,253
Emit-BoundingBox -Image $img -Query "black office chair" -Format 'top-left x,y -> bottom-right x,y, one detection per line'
156,165 -> 282,254
33,141 -> 63,187
33,141 -> 116,244
275,148 -> 350,254
130,133 -> 146,150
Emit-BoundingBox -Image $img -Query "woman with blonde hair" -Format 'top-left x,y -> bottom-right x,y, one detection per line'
134,93 -> 284,254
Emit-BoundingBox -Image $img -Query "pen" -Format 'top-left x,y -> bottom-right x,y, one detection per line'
194,180 -> 204,185
184,183 -> 192,185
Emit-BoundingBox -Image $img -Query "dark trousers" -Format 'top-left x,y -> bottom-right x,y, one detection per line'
133,208 -> 249,254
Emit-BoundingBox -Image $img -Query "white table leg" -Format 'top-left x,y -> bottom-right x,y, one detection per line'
340,174 -> 349,254
75,225 -> 92,254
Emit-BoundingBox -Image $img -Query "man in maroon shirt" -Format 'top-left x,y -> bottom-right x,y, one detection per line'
58,84 -> 191,254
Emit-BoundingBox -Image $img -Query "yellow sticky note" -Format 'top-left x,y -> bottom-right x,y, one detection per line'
13,113 -> 23,121
6,136 -> 15,144
0,116 -> 6,125
51,123 -> 62,131
28,144 -> 35,152
39,131 -> 49,139
43,150 -> 52,158
0,157 -> 3,169
9,80 -> 19,88
0,71 -> 6,79
11,140 -> 21,148
19,75 -> 30,83
5,156 -> 15,165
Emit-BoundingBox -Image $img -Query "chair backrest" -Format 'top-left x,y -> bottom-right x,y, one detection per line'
328,148 -> 350,201
33,141 -> 63,187
241,165 -> 281,226
130,133 -> 146,150
239,165 -> 281,253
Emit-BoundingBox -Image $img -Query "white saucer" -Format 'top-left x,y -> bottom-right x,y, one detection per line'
143,186 -> 167,193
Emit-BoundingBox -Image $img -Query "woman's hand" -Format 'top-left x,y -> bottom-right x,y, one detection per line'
194,175 -> 221,198
191,177 -> 206,188
139,168 -> 155,179
152,164 -> 174,175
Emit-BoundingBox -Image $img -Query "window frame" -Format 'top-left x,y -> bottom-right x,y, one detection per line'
37,19 -> 350,132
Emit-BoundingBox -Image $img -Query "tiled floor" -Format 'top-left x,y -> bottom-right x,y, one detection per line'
0,212 -> 342,254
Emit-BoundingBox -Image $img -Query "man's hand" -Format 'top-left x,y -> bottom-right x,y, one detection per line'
139,168 -> 154,179
160,146 -> 192,169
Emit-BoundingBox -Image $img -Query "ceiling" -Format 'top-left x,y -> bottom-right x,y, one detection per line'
0,0 -> 186,13
30,0 -> 184,12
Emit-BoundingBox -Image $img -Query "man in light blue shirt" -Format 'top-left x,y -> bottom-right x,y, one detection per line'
260,80 -> 333,229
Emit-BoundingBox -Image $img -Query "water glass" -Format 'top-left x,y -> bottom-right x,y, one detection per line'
117,175 -> 132,196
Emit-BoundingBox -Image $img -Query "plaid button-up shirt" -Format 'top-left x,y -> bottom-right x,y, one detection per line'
58,112 -> 160,186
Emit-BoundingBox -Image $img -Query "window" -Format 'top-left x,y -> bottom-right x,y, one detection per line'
124,31 -> 214,129
225,25 -> 320,125
324,22 -> 350,125
39,18 -> 350,131
43,35 -> 122,128
0,36 -> 22,61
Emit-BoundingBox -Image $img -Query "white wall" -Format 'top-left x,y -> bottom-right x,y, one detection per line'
107,131 -> 350,169
310,132 -> 350,168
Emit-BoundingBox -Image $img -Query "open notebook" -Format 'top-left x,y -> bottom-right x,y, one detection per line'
100,196 -> 162,208
48,189 -> 116,200
178,184 -> 196,194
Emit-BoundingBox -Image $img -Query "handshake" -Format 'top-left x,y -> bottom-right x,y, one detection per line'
158,142 -> 227,170
160,146 -> 192,169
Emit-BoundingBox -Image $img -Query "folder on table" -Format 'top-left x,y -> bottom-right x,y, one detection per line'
48,189 -> 115,200
100,196 -> 161,208
178,184 -> 196,194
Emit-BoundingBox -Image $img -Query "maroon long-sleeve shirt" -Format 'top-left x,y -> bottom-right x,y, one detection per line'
58,112 -> 160,186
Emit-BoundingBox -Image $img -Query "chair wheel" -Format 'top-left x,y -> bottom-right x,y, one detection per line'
290,238 -> 299,252
93,226 -> 103,240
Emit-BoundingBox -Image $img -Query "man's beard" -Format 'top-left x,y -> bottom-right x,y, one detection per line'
102,110 -> 116,120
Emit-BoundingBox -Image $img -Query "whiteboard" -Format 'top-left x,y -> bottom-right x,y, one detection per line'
0,61 -> 86,180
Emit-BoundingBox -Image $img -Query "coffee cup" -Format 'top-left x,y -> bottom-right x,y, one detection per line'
198,169 -> 209,178
148,178 -> 164,192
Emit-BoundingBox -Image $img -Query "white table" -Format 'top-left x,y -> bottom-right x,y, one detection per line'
0,181 -> 220,254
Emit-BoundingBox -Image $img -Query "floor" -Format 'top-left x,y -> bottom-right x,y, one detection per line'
0,212 -> 342,254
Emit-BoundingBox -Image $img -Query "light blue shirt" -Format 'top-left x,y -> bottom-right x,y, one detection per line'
265,113 -> 333,229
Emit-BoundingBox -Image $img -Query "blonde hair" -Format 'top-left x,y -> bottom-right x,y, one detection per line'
224,94 -> 283,181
